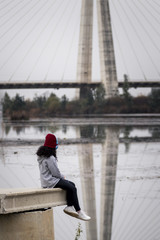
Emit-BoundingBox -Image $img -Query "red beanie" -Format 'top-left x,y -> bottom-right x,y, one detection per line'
44,134 -> 58,148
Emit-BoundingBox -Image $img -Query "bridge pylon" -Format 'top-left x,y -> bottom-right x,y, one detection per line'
76,0 -> 118,99
97,0 -> 118,97
76,0 -> 94,99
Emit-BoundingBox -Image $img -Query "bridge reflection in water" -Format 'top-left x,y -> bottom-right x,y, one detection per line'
0,121 -> 160,240
100,128 -> 119,240
77,127 -> 119,240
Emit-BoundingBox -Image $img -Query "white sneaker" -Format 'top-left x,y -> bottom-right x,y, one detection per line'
63,206 -> 78,217
76,210 -> 91,221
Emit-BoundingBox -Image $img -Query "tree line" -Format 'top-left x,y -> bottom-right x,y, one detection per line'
2,84 -> 160,120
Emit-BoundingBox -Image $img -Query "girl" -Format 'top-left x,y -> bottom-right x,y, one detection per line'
36,133 -> 91,221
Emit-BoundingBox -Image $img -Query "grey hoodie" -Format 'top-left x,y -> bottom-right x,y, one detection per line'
37,155 -> 64,188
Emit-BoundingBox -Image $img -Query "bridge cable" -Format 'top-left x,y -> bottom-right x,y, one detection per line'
0,0 -> 24,20
150,0 -> 160,10
118,153 -> 159,239
7,159 -> 40,187
26,0 -> 73,82
125,149 -> 159,230
8,0 -> 64,82
131,0 -> 160,43
122,169 -> 160,240
133,0 -> 160,37
117,145 -> 160,239
125,0 -> 160,78
112,3 -> 160,227
0,0 -> 39,37
0,0 -> 60,75
141,217 -> 160,240
0,0 -> 48,53
112,21 -> 129,77
128,198 -> 160,240
118,0 -> 160,78
44,0 -> 78,82
6,165 -> 26,187
112,141 -> 149,239
54,207 -> 71,240
112,141 -> 148,238
0,0 -> 8,7
138,0 -> 160,25
0,172 -> 12,188
0,0 -> 15,11
60,3 -> 80,82
111,0 -> 147,80
130,204 -> 160,240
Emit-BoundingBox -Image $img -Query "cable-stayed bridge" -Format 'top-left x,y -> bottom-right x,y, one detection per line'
0,0 -> 160,96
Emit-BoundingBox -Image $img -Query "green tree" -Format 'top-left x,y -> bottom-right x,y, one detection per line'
33,95 -> 46,109
79,86 -> 94,114
60,95 -> 68,111
93,84 -> 106,103
80,86 -> 94,105
3,92 -> 12,113
12,94 -> 26,111
122,74 -> 132,112
45,93 -> 60,114
122,74 -> 130,99
149,88 -> 160,112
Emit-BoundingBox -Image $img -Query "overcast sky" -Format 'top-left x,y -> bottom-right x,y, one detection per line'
0,0 -> 160,99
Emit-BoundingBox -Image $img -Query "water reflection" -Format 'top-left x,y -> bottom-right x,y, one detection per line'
78,143 -> 97,240
148,126 -> 160,138
121,126 -> 132,153
100,127 -> 119,240
80,125 -> 106,140
3,122 -> 160,140
0,121 -> 160,240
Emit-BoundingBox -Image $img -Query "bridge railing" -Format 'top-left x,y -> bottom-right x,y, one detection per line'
0,80 -> 160,89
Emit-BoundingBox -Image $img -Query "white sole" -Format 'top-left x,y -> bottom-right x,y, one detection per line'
76,216 -> 91,221
63,209 -> 78,217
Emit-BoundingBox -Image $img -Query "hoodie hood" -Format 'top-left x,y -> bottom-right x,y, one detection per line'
37,156 -> 46,164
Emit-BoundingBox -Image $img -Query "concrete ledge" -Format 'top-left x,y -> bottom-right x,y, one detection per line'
0,188 -> 66,214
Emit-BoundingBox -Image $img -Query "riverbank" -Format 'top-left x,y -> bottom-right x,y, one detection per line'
3,89 -> 160,120
3,114 -> 160,126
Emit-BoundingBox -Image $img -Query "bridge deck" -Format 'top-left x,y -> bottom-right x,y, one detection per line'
0,188 -> 66,214
0,81 -> 160,89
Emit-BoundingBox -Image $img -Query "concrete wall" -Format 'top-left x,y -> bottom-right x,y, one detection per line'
0,188 -> 67,240
0,208 -> 54,240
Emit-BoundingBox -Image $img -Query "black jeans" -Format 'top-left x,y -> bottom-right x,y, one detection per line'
55,179 -> 81,211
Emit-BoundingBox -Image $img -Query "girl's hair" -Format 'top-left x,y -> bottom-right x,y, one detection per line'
36,146 -> 57,158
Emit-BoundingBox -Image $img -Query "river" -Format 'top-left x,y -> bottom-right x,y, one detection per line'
0,117 -> 160,240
